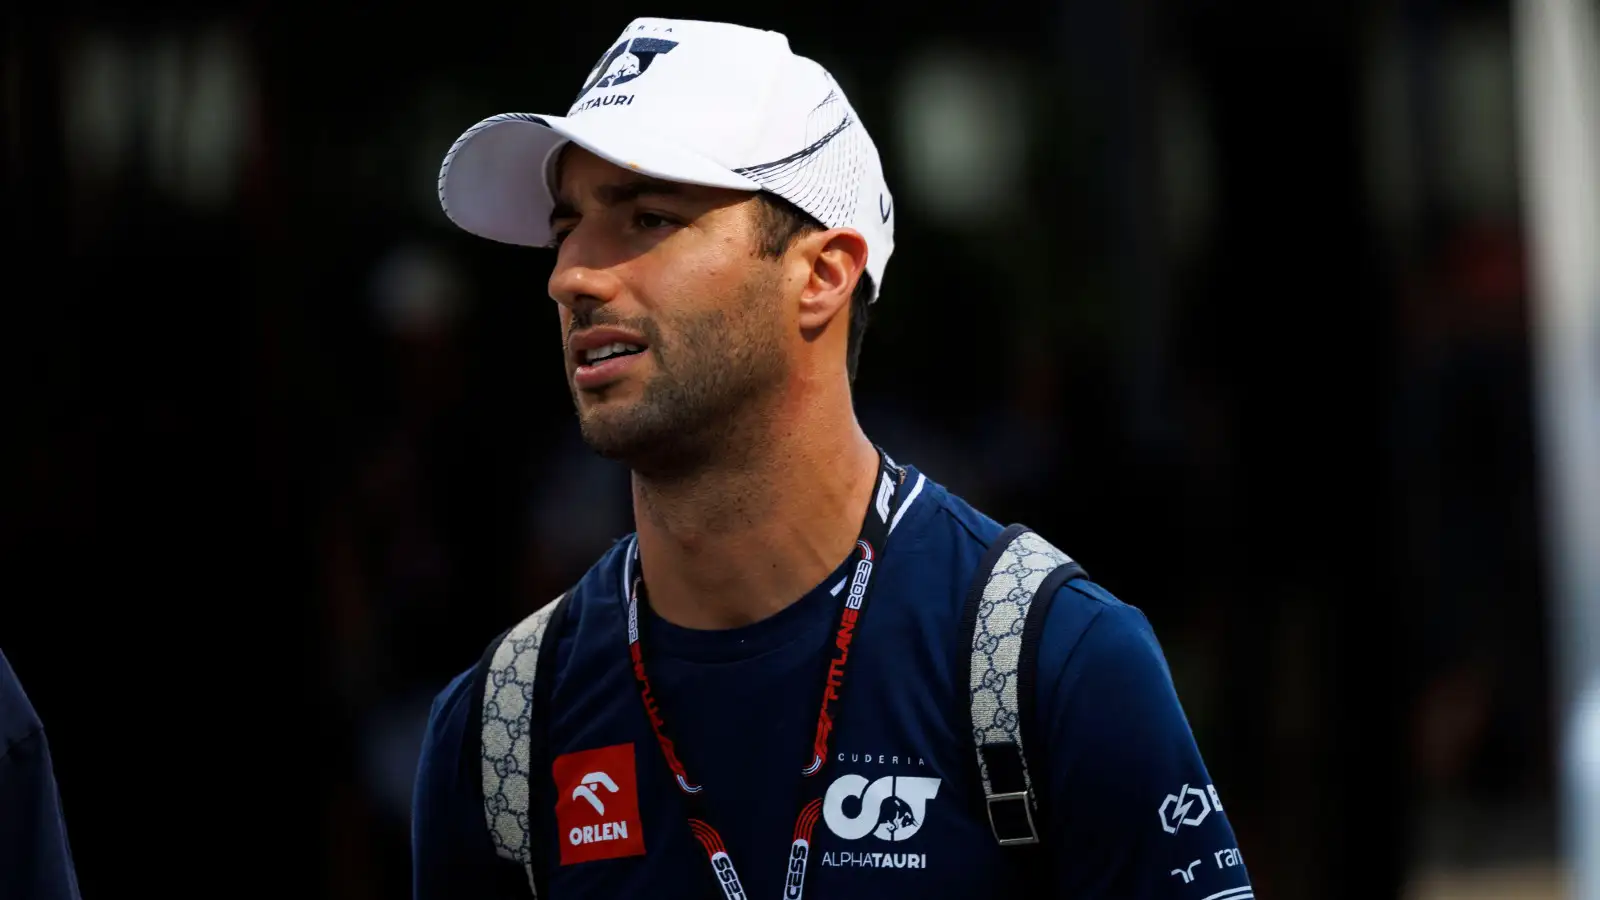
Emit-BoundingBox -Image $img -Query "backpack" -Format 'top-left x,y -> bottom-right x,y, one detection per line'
475,523 -> 1085,897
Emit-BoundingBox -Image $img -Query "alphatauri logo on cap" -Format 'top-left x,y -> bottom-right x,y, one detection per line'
571,36 -> 679,110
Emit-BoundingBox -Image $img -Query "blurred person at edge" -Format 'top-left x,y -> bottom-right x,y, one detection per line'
0,648 -> 84,900
411,16 -> 1253,900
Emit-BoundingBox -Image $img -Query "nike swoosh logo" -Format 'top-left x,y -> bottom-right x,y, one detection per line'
879,194 -> 892,223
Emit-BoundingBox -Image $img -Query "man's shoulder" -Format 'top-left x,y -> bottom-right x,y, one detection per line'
924,477 -> 1176,743
475,534 -> 634,670
910,469 -> 1097,579
420,537 -> 632,763
905,470 -> 1090,595
0,649 -> 43,755
914,470 -> 1149,660
419,665 -> 478,775
547,533 -> 635,622
902,469 -> 1007,552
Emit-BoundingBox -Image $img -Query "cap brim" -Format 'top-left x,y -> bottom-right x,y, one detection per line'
437,112 -> 762,248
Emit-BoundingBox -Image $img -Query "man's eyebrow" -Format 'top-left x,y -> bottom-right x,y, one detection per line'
549,179 -> 688,227
596,179 -> 687,205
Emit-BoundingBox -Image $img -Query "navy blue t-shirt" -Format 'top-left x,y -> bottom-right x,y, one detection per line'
0,649 -> 83,900
413,467 -> 1253,899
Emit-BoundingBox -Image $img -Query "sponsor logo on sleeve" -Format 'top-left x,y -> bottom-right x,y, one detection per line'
1159,782 -> 1221,834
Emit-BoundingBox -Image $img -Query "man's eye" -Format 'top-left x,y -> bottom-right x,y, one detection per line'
636,212 -> 673,229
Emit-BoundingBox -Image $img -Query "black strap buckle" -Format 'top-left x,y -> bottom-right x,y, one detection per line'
985,789 -> 1040,846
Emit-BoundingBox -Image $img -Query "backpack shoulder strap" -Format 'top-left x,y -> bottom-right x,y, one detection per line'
480,592 -> 572,898
961,524 -> 1087,848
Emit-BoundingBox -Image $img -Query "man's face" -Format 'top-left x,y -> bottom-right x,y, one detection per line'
548,147 -> 791,474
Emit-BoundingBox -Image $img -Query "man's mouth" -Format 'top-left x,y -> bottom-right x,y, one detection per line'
570,329 -> 652,392
581,341 -> 646,364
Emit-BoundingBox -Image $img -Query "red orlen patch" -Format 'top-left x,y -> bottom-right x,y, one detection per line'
553,743 -> 646,865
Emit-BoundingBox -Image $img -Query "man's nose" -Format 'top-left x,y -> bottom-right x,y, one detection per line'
548,241 -> 623,311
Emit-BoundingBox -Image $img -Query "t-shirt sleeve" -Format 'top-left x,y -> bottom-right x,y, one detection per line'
1039,583 -> 1253,899
0,732 -> 82,900
412,665 -> 522,900
0,652 -> 82,900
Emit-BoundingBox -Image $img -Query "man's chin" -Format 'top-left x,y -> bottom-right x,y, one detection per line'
577,408 -> 714,477
576,408 -> 656,460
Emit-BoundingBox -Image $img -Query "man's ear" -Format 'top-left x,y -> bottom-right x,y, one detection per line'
795,227 -> 869,334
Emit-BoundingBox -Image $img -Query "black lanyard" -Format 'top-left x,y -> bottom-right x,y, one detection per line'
623,450 -> 905,900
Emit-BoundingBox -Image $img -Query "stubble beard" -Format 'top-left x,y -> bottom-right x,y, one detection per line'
571,276 -> 788,480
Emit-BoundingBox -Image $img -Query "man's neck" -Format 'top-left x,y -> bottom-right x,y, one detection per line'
632,421 -> 879,631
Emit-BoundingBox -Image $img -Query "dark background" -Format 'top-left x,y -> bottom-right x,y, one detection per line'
2,1 -> 1555,897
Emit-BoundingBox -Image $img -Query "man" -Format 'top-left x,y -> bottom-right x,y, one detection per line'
412,16 -> 1253,900
0,649 -> 84,900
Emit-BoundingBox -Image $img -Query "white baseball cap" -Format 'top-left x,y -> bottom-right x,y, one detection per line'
436,17 -> 895,300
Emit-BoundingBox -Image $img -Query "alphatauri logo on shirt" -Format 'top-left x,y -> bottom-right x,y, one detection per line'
820,773 -> 940,870
822,773 -> 941,841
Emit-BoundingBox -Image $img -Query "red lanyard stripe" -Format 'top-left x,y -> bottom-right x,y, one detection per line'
803,537 -> 875,776
783,799 -> 824,900
792,798 -> 823,843
689,819 -> 748,900
624,451 -> 903,899
688,818 -> 727,856
627,603 -> 703,793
